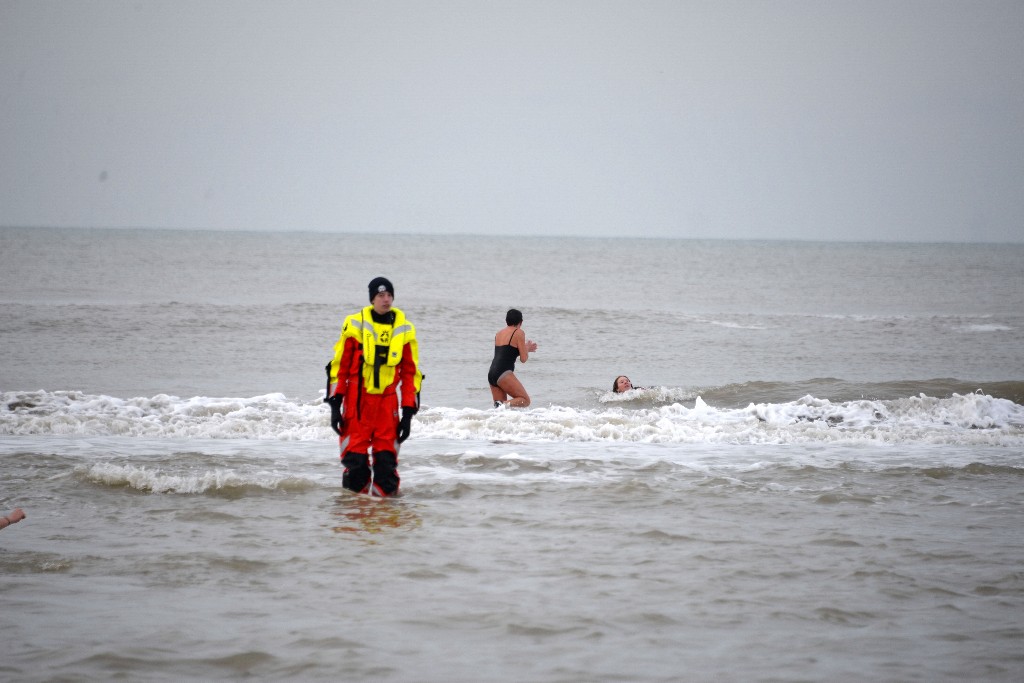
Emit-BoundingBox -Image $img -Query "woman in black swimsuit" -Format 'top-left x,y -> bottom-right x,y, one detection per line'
488,308 -> 538,408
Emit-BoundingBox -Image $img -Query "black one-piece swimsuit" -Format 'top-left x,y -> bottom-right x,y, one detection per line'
487,330 -> 519,387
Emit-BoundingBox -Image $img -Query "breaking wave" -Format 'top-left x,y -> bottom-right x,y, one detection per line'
4,384 -> 1023,447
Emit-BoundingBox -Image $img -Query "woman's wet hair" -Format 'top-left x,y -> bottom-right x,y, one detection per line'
506,309 -> 523,326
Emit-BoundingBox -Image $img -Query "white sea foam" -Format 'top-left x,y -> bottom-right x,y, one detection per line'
693,316 -> 769,330
77,461 -> 317,494
421,394 -> 1024,447
2,390 -> 324,440
4,389 -> 1023,447
599,386 -> 698,404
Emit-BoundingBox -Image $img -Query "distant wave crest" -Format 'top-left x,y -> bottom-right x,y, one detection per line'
76,461 -> 316,495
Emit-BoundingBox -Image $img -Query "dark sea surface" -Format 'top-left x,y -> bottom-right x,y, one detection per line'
2,227 -> 1023,681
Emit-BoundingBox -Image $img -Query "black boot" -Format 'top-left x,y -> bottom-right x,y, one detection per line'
371,450 -> 400,496
341,452 -> 371,493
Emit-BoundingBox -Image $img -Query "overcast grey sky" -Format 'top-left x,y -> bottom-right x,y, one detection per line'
2,0 -> 1022,242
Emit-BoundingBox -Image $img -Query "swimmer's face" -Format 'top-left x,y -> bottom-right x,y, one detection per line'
615,376 -> 632,392
372,291 -> 393,315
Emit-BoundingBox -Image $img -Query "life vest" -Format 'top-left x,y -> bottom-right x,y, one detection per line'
329,305 -> 422,397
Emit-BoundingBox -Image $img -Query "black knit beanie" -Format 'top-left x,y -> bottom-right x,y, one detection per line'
368,277 -> 395,301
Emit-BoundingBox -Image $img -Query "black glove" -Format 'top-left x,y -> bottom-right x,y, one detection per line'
396,406 -> 417,443
326,395 -> 344,436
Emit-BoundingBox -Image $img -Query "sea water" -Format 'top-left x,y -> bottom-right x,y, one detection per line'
1,227 -> 1023,682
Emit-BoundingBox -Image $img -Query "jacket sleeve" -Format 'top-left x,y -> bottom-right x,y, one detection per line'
399,338 -> 421,409
329,325 -> 362,400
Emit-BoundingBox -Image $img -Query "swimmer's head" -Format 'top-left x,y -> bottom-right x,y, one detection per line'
613,375 -> 633,393
506,309 -> 523,326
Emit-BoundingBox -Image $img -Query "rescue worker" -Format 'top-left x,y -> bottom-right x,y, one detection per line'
325,277 -> 422,496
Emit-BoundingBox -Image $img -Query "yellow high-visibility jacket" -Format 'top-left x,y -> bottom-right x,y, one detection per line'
328,305 -> 422,408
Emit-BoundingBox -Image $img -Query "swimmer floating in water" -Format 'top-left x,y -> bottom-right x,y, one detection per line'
612,375 -> 646,393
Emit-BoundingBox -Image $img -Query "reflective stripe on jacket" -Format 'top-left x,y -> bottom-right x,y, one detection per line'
328,305 -> 422,403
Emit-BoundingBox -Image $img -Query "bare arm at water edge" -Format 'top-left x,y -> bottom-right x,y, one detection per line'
515,328 -> 538,362
0,508 -> 26,531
